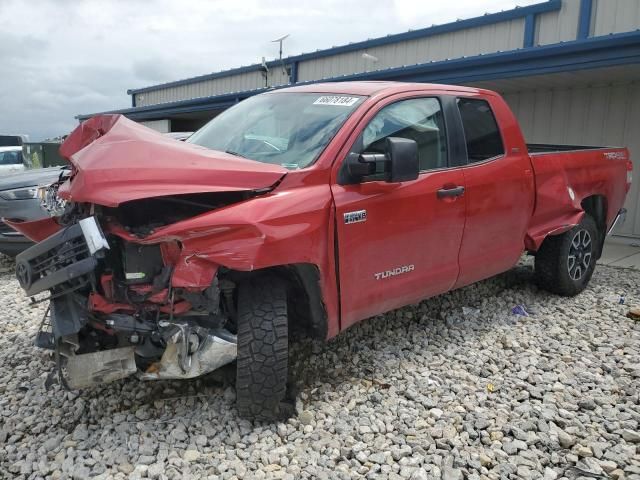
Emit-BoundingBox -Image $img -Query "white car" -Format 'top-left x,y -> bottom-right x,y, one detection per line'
0,146 -> 25,176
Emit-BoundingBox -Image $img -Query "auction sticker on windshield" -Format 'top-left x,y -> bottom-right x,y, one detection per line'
313,96 -> 360,107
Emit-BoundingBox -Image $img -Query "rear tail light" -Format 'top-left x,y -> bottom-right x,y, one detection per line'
628,160 -> 633,187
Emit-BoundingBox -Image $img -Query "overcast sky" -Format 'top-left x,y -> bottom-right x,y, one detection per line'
0,0 -> 540,141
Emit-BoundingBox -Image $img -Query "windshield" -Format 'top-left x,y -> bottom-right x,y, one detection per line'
0,150 -> 22,165
188,92 -> 364,169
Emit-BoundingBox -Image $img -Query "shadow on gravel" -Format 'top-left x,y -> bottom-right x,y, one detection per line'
286,264 -> 539,402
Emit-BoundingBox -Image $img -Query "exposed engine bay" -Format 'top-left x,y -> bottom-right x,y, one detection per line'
11,114 -> 294,391
16,194 -> 244,389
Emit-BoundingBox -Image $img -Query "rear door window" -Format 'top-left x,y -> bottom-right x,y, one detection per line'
457,98 -> 504,162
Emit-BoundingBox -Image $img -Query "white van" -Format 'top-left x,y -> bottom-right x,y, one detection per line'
0,146 -> 25,175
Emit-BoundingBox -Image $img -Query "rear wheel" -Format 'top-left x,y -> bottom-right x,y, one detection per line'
235,276 -> 289,421
535,215 -> 599,296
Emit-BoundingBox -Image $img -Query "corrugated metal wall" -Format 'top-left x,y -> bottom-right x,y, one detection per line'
593,0 -> 640,35
135,17 -> 526,106
535,0 -> 581,45
503,84 -> 640,237
135,68 -> 290,107
297,19 -> 525,82
132,0 -> 640,107
139,119 -> 171,133
132,0 -> 640,108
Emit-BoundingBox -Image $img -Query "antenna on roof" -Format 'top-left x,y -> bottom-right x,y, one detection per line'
261,57 -> 269,87
272,34 -> 290,62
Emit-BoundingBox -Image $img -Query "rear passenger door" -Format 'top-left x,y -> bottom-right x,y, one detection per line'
453,96 -> 535,288
332,95 -> 467,330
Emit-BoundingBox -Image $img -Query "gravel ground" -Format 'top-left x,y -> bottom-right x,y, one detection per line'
0,252 -> 639,480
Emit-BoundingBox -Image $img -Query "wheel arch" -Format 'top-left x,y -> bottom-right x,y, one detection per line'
222,263 -> 328,340
580,194 -> 608,258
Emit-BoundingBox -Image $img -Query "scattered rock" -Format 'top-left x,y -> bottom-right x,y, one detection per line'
442,466 -> 463,480
576,445 -> 593,457
610,469 -> 625,479
429,408 -> 444,419
0,255 -> 637,479
298,410 -> 314,425
621,429 -> 640,443
558,430 -> 576,448
183,450 -> 201,462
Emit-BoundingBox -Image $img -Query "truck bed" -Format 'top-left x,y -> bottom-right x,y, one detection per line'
527,143 -> 613,154
525,144 -> 630,251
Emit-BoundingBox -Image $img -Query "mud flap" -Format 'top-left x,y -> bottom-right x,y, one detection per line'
65,347 -> 137,389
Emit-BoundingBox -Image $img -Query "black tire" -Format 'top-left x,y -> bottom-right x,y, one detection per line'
535,215 -> 599,296
235,275 -> 289,421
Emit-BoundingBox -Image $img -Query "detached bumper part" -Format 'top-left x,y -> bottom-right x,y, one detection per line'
15,216 -> 108,297
141,330 -> 237,380
65,347 -> 137,389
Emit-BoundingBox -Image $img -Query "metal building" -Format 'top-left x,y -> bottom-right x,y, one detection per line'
79,0 -> 640,239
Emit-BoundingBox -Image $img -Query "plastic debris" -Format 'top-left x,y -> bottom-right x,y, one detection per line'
487,383 -> 495,393
511,305 -> 529,316
619,295 -> 626,305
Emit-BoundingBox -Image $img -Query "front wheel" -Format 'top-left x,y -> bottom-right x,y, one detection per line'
535,215 -> 599,296
235,276 -> 289,420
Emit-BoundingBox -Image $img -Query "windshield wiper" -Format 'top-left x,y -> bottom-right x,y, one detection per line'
225,150 -> 248,159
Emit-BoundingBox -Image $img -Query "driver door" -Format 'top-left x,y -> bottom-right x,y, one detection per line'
331,95 -> 467,330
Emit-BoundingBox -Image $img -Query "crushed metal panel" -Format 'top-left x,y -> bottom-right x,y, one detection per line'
57,115 -> 287,207
140,333 -> 237,380
65,347 -> 137,389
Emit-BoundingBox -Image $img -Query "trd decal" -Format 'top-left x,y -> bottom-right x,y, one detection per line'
374,264 -> 415,280
344,210 -> 367,224
604,151 -> 627,160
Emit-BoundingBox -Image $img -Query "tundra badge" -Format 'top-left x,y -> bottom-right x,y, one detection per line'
374,264 -> 415,280
344,210 -> 367,224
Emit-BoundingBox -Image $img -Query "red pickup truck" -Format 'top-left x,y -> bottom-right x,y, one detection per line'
10,82 -> 632,420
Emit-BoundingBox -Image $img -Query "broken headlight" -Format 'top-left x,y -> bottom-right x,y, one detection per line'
38,181 -> 68,217
0,186 -> 39,200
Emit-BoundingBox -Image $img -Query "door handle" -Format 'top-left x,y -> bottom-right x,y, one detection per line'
437,186 -> 465,199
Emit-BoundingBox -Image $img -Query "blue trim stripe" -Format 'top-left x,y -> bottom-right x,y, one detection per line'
79,31 -> 640,122
578,0 -> 594,39
126,0 -> 561,96
523,14 -> 536,48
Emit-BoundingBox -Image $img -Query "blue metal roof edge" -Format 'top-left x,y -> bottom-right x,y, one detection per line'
78,30 -> 640,121
126,0 -> 561,95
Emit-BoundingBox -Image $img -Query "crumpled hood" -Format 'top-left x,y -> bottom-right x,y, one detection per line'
58,115 -> 288,207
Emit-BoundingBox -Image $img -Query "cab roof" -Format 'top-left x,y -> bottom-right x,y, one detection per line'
273,81 -> 490,97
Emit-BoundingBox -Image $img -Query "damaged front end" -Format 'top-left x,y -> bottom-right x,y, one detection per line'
13,114 -> 288,389
16,210 -> 240,389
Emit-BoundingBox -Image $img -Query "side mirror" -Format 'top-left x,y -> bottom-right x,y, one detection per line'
344,136 -> 419,184
345,152 -> 383,180
385,137 -> 419,183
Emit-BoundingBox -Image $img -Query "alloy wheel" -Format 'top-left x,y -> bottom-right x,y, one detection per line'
567,229 -> 592,280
